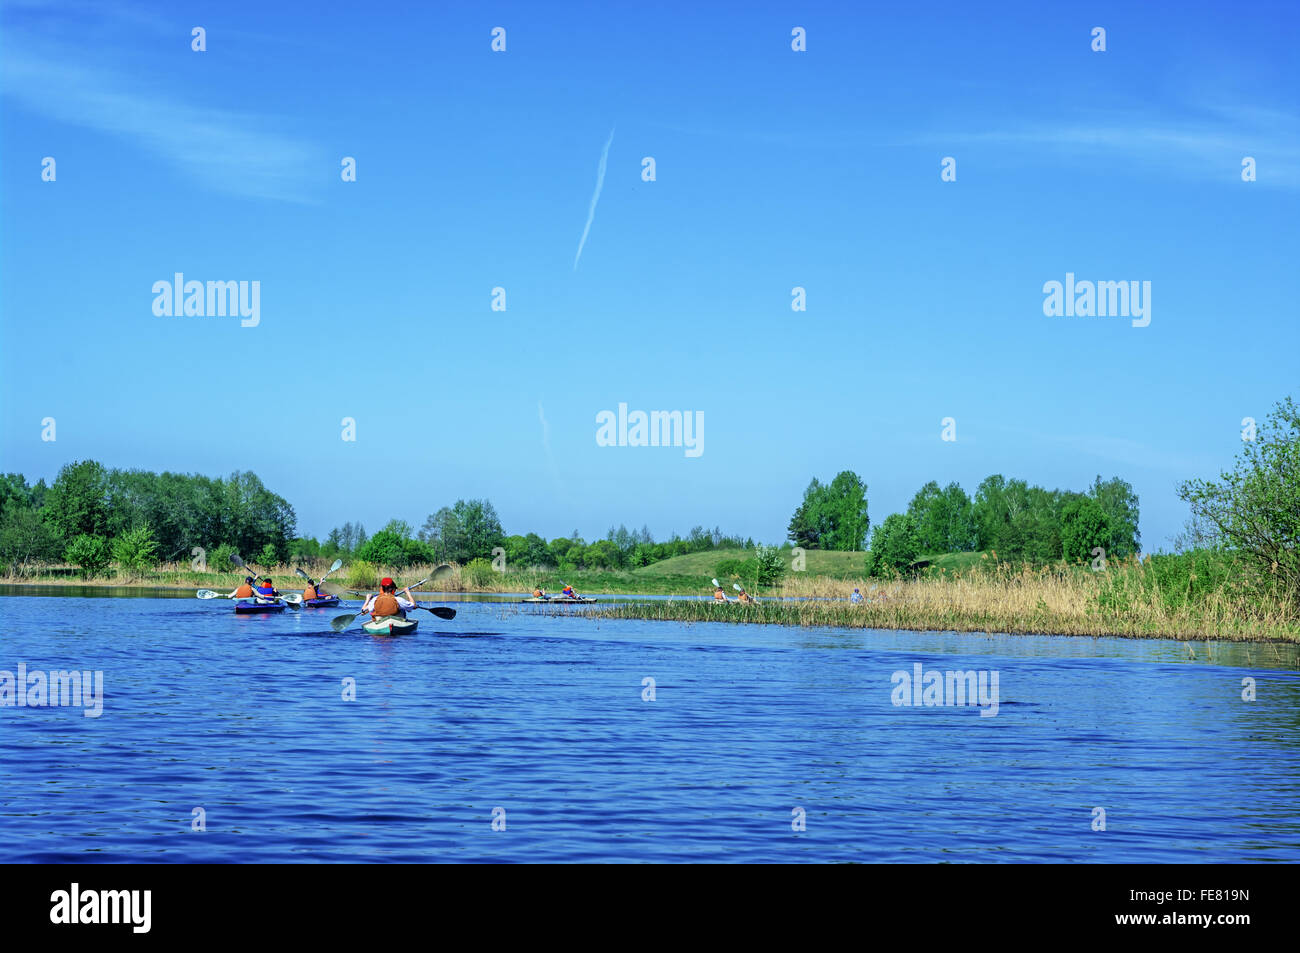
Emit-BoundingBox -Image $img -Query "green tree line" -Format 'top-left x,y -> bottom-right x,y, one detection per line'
865,474 -> 1141,577
0,460 -> 296,577
309,501 -> 757,572
780,467 -> 1141,578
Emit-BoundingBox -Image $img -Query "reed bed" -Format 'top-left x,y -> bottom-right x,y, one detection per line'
598,560 -> 1300,643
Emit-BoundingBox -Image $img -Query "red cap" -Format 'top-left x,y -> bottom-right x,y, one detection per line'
380,577 -> 395,587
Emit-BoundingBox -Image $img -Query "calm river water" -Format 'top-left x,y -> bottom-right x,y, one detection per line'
1,590 -> 1297,862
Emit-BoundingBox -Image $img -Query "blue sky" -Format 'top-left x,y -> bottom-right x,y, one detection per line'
2,0 -> 1297,550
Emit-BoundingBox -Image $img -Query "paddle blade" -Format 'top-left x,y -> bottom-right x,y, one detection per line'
733,584 -> 744,592
294,567 -> 310,580
230,553 -> 247,569
196,589 -> 219,599
711,578 -> 720,588
427,606 -> 457,620
329,559 -> 343,574
282,593 -> 302,604
330,613 -> 359,633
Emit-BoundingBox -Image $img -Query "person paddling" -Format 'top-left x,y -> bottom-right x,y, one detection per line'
229,576 -> 256,599
561,584 -> 579,600
363,577 -> 416,621
850,588 -> 863,604
736,586 -> 757,605
713,585 -> 729,603
303,576 -> 331,601
532,586 -> 548,600
255,578 -> 281,603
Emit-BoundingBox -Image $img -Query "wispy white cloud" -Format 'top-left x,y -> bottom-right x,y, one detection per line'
1,17 -> 322,202
573,127 -> 615,270
912,103 -> 1300,189
982,422 -> 1220,476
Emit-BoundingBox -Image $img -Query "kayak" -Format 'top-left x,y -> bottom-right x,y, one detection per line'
234,600 -> 285,614
362,617 -> 418,636
520,596 -> 597,604
303,595 -> 340,608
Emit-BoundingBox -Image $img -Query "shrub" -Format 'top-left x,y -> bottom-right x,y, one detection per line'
209,543 -> 239,576
754,545 -> 786,587
112,525 -> 159,577
0,506 -> 63,575
867,514 -> 921,578
1179,395 -> 1299,594
715,558 -> 748,579
463,557 -> 495,588
65,534 -> 112,577
347,560 -> 378,590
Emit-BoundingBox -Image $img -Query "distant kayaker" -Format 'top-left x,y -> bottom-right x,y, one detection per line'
850,588 -> 863,604
532,586 -> 547,600
364,577 -> 416,620
713,585 -> 729,602
229,576 -> 256,599
737,588 -> 757,605
561,584 -> 578,599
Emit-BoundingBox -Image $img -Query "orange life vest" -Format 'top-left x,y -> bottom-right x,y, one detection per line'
372,593 -> 401,617
234,584 -> 254,598
303,585 -> 318,600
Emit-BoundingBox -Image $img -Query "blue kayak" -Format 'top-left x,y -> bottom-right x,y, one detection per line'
234,600 -> 285,614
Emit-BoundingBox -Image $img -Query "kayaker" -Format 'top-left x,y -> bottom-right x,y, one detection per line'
713,585 -> 729,602
229,576 -> 256,599
364,577 -> 416,620
255,578 -> 280,603
303,577 -> 330,601
850,588 -> 863,604
737,588 -> 757,605
532,586 -> 547,600
561,584 -> 578,600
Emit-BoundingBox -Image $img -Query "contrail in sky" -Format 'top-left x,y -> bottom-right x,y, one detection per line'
538,401 -> 563,491
573,127 -> 615,270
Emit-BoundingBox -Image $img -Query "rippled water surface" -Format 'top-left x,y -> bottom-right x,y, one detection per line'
1,592 -> 1297,862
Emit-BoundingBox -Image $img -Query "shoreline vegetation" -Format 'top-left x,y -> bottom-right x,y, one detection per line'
5,549 -> 1297,643
3,395 -> 1295,644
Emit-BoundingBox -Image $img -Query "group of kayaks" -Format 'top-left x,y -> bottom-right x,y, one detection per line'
520,586 -> 597,605
519,595 -> 598,604
232,594 -> 340,613
198,556 -> 430,637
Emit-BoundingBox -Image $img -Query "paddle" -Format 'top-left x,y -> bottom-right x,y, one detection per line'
296,558 -> 344,589
197,589 -> 302,604
329,575 -> 458,632
733,582 -> 758,604
228,553 -> 300,610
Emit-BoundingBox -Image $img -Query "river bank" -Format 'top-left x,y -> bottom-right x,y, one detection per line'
5,554 -> 1297,642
